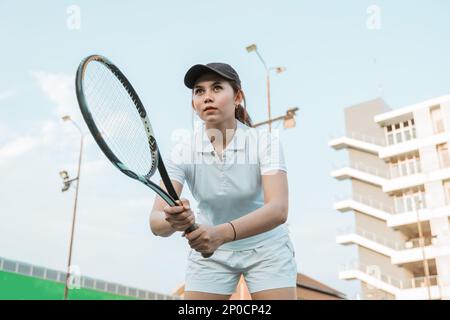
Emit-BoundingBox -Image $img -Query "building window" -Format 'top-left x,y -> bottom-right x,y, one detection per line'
391,163 -> 399,178
395,196 -> 405,213
390,155 -> 421,178
404,130 -> 411,141
400,162 -> 408,175
444,180 -> 450,205
437,143 -> 450,168
394,190 -> 426,213
387,133 -> 394,145
408,158 -> 416,174
406,197 -> 413,211
385,119 -> 416,145
430,105 -> 445,134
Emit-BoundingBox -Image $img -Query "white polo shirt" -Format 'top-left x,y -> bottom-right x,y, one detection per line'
164,119 -> 288,250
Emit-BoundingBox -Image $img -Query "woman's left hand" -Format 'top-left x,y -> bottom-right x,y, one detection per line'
183,224 -> 225,255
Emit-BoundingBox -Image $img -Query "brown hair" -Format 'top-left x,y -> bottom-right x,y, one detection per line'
228,80 -> 253,127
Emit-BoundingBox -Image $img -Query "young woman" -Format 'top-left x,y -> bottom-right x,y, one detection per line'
150,62 -> 297,300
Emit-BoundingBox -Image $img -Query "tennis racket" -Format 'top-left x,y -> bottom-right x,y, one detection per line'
75,54 -> 212,257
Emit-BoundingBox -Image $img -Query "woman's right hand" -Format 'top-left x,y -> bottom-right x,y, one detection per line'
163,198 -> 195,232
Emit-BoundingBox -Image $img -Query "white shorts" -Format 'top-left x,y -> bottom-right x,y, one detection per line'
185,234 -> 297,295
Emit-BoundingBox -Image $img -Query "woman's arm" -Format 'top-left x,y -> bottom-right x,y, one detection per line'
185,170 -> 289,253
150,180 -> 186,237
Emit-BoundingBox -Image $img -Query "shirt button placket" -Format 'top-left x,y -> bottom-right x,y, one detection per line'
221,151 -> 226,191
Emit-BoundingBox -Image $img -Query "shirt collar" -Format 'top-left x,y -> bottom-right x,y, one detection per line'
195,119 -> 247,153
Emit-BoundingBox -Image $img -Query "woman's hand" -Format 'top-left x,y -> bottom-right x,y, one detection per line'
163,198 -> 195,232
184,224 -> 230,255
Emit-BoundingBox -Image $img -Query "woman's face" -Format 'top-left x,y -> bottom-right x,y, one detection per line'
192,72 -> 242,125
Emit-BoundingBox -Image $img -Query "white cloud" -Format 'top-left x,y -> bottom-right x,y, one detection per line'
0,120 -> 64,165
0,136 -> 40,164
31,71 -> 78,119
0,70 -> 82,166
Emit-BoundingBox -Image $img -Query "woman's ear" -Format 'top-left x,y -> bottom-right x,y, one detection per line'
235,90 -> 243,106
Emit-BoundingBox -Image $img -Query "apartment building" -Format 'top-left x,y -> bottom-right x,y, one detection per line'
329,95 -> 450,300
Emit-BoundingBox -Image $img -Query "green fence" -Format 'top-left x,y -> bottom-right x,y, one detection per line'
0,271 -> 137,300
0,256 -> 178,300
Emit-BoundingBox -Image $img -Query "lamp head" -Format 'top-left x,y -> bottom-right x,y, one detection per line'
59,170 -> 69,180
246,44 -> 257,53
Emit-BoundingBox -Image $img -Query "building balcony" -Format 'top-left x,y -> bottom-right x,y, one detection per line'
383,167 -> 450,193
328,132 -> 384,155
336,227 -> 444,265
379,131 -> 450,160
332,163 -> 450,193
331,163 -> 388,187
328,130 -> 450,164
339,261 -> 442,299
334,193 -> 450,229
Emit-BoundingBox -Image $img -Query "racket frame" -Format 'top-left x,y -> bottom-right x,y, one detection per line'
76,55 -> 179,207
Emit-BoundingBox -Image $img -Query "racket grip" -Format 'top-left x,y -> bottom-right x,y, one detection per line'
185,223 -> 213,258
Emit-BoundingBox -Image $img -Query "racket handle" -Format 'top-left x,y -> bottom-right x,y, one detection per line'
185,223 -> 213,258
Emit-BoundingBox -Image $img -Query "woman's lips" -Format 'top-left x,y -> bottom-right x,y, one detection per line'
204,107 -> 218,113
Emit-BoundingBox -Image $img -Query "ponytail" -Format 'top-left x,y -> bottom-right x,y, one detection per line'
235,104 -> 253,127
229,81 -> 253,127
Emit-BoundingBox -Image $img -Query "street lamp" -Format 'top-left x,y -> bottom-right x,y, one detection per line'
60,115 -> 84,300
414,197 -> 432,300
283,107 -> 297,129
246,43 -> 286,132
252,107 -> 299,130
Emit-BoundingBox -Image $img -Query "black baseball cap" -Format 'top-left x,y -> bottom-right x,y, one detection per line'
184,63 -> 241,89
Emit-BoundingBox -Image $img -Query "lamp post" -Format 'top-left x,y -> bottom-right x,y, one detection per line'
414,198 -> 432,300
252,107 -> 299,129
60,115 -> 84,300
246,44 -> 286,132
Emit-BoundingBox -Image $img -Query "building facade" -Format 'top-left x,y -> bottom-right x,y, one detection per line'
329,95 -> 450,300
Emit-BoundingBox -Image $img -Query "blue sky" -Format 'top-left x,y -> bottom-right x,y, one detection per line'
1,0 -> 449,299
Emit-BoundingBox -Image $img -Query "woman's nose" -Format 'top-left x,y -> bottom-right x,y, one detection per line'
203,93 -> 213,103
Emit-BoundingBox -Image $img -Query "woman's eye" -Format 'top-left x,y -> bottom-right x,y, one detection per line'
194,89 -> 203,95
214,86 -> 222,91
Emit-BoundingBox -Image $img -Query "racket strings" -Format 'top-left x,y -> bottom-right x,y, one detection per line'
83,61 -> 155,176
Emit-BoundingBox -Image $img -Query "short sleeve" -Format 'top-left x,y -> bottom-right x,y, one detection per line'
163,142 -> 188,186
258,130 -> 287,175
